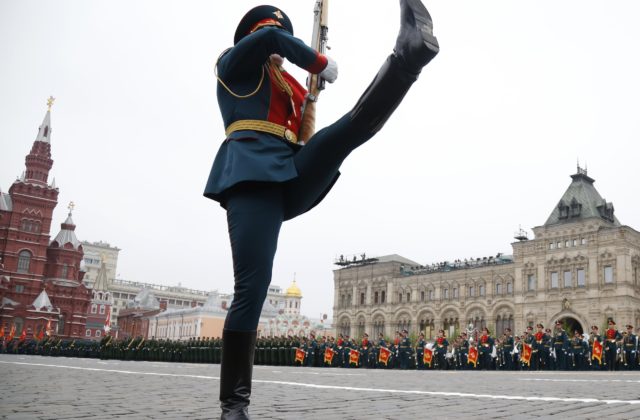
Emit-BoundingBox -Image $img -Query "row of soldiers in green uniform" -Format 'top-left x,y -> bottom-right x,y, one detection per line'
3,319 -> 636,371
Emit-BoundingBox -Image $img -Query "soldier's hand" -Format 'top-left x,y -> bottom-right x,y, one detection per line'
320,56 -> 338,83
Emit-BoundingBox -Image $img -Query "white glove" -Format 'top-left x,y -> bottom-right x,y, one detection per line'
320,56 -> 338,83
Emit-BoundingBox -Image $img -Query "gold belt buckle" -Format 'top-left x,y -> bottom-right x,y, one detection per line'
284,128 -> 296,143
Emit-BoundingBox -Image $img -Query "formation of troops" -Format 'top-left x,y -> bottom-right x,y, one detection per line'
2,319 -> 638,371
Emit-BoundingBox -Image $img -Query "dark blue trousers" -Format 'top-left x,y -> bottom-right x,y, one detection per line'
223,114 -> 374,331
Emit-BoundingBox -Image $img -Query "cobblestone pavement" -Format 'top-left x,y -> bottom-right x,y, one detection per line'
2,354 -> 640,419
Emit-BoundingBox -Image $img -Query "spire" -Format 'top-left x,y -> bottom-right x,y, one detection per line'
51,202 -> 82,250
93,259 -> 109,292
24,98 -> 55,186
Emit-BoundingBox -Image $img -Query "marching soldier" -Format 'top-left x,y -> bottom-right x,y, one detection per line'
604,319 -> 621,371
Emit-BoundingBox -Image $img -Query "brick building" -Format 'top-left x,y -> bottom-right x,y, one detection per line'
0,101 -> 91,339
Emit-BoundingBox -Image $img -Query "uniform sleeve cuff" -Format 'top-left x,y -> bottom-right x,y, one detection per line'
306,52 -> 328,74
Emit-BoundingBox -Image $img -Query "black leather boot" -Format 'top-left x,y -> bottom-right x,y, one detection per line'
219,329 -> 257,420
395,0 -> 439,73
349,0 -> 439,135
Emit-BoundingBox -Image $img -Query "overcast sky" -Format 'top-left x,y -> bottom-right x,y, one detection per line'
2,1 -> 639,321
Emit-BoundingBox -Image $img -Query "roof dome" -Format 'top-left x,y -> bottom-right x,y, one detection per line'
285,279 -> 302,298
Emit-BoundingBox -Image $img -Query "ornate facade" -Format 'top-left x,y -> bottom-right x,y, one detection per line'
333,168 -> 640,339
0,101 -> 92,339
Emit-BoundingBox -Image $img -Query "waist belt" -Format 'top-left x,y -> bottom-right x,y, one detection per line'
226,119 -> 298,144
607,339 -> 616,342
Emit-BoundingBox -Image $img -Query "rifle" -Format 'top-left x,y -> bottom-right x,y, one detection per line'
298,0 -> 329,144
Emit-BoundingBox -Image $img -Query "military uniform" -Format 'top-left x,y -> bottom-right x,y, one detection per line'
502,333 -> 515,370
478,332 -> 494,370
398,331 -> 412,370
604,322 -> 622,371
552,324 -> 569,370
623,326 -> 637,370
434,334 -> 448,370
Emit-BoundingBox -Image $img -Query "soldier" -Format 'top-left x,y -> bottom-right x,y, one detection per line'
623,325 -> 637,370
478,327 -> 494,370
398,329 -> 412,370
457,332 -> 468,370
208,2 -> 440,415
360,333 -> 371,368
434,329 -> 448,370
552,321 -> 568,370
307,333 -> 317,367
604,319 -> 622,371
513,336 -> 522,370
532,324 -> 548,370
589,325 -> 603,370
502,328 -> 514,370
569,331 -> 584,370
415,332 -> 426,370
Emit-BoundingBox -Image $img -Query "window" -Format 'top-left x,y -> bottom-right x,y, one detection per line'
17,250 -> 31,273
95,330 -> 101,337
527,274 -> 536,291
469,286 -> 475,297
577,269 -> 585,287
551,272 -> 558,288
565,240 -> 570,248
549,243 -> 555,250
443,289 -> 449,299
15,284 -> 25,293
453,288 -> 458,298
581,238 -> 587,245
374,291 -> 379,304
496,283 -> 502,294
604,266 -> 614,284
91,304 -> 97,314
563,271 -> 572,288
347,294 -> 351,306
479,285 -> 485,296
428,290 -> 434,300
381,291 -> 385,304
86,329 -> 91,337
99,305 -> 105,314
398,293 -> 402,303
557,242 -> 562,249
420,291 -> 425,302
406,292 -> 411,302
61,264 -> 68,279
507,282 -> 513,294
573,239 -> 578,247
360,293 -> 365,305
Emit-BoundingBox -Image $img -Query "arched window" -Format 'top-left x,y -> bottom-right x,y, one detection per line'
91,304 -> 97,314
17,250 -> 32,273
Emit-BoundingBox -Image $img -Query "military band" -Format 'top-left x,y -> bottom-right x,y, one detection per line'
3,319 -> 638,372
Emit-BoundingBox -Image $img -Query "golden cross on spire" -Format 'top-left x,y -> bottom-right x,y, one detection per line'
47,96 -> 56,110
68,201 -> 75,213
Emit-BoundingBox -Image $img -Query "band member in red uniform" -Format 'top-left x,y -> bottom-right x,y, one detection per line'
434,329 -> 449,370
478,327 -> 494,370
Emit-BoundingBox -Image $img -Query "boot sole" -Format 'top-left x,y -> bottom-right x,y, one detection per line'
405,0 -> 440,52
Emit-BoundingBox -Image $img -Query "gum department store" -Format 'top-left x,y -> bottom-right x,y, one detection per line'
333,167 -> 640,339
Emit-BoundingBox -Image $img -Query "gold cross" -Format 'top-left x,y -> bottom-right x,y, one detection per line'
273,10 -> 283,19
68,201 -> 75,212
47,96 -> 56,110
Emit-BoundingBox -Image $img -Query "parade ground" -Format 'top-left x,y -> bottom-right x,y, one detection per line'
1,354 -> 640,419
